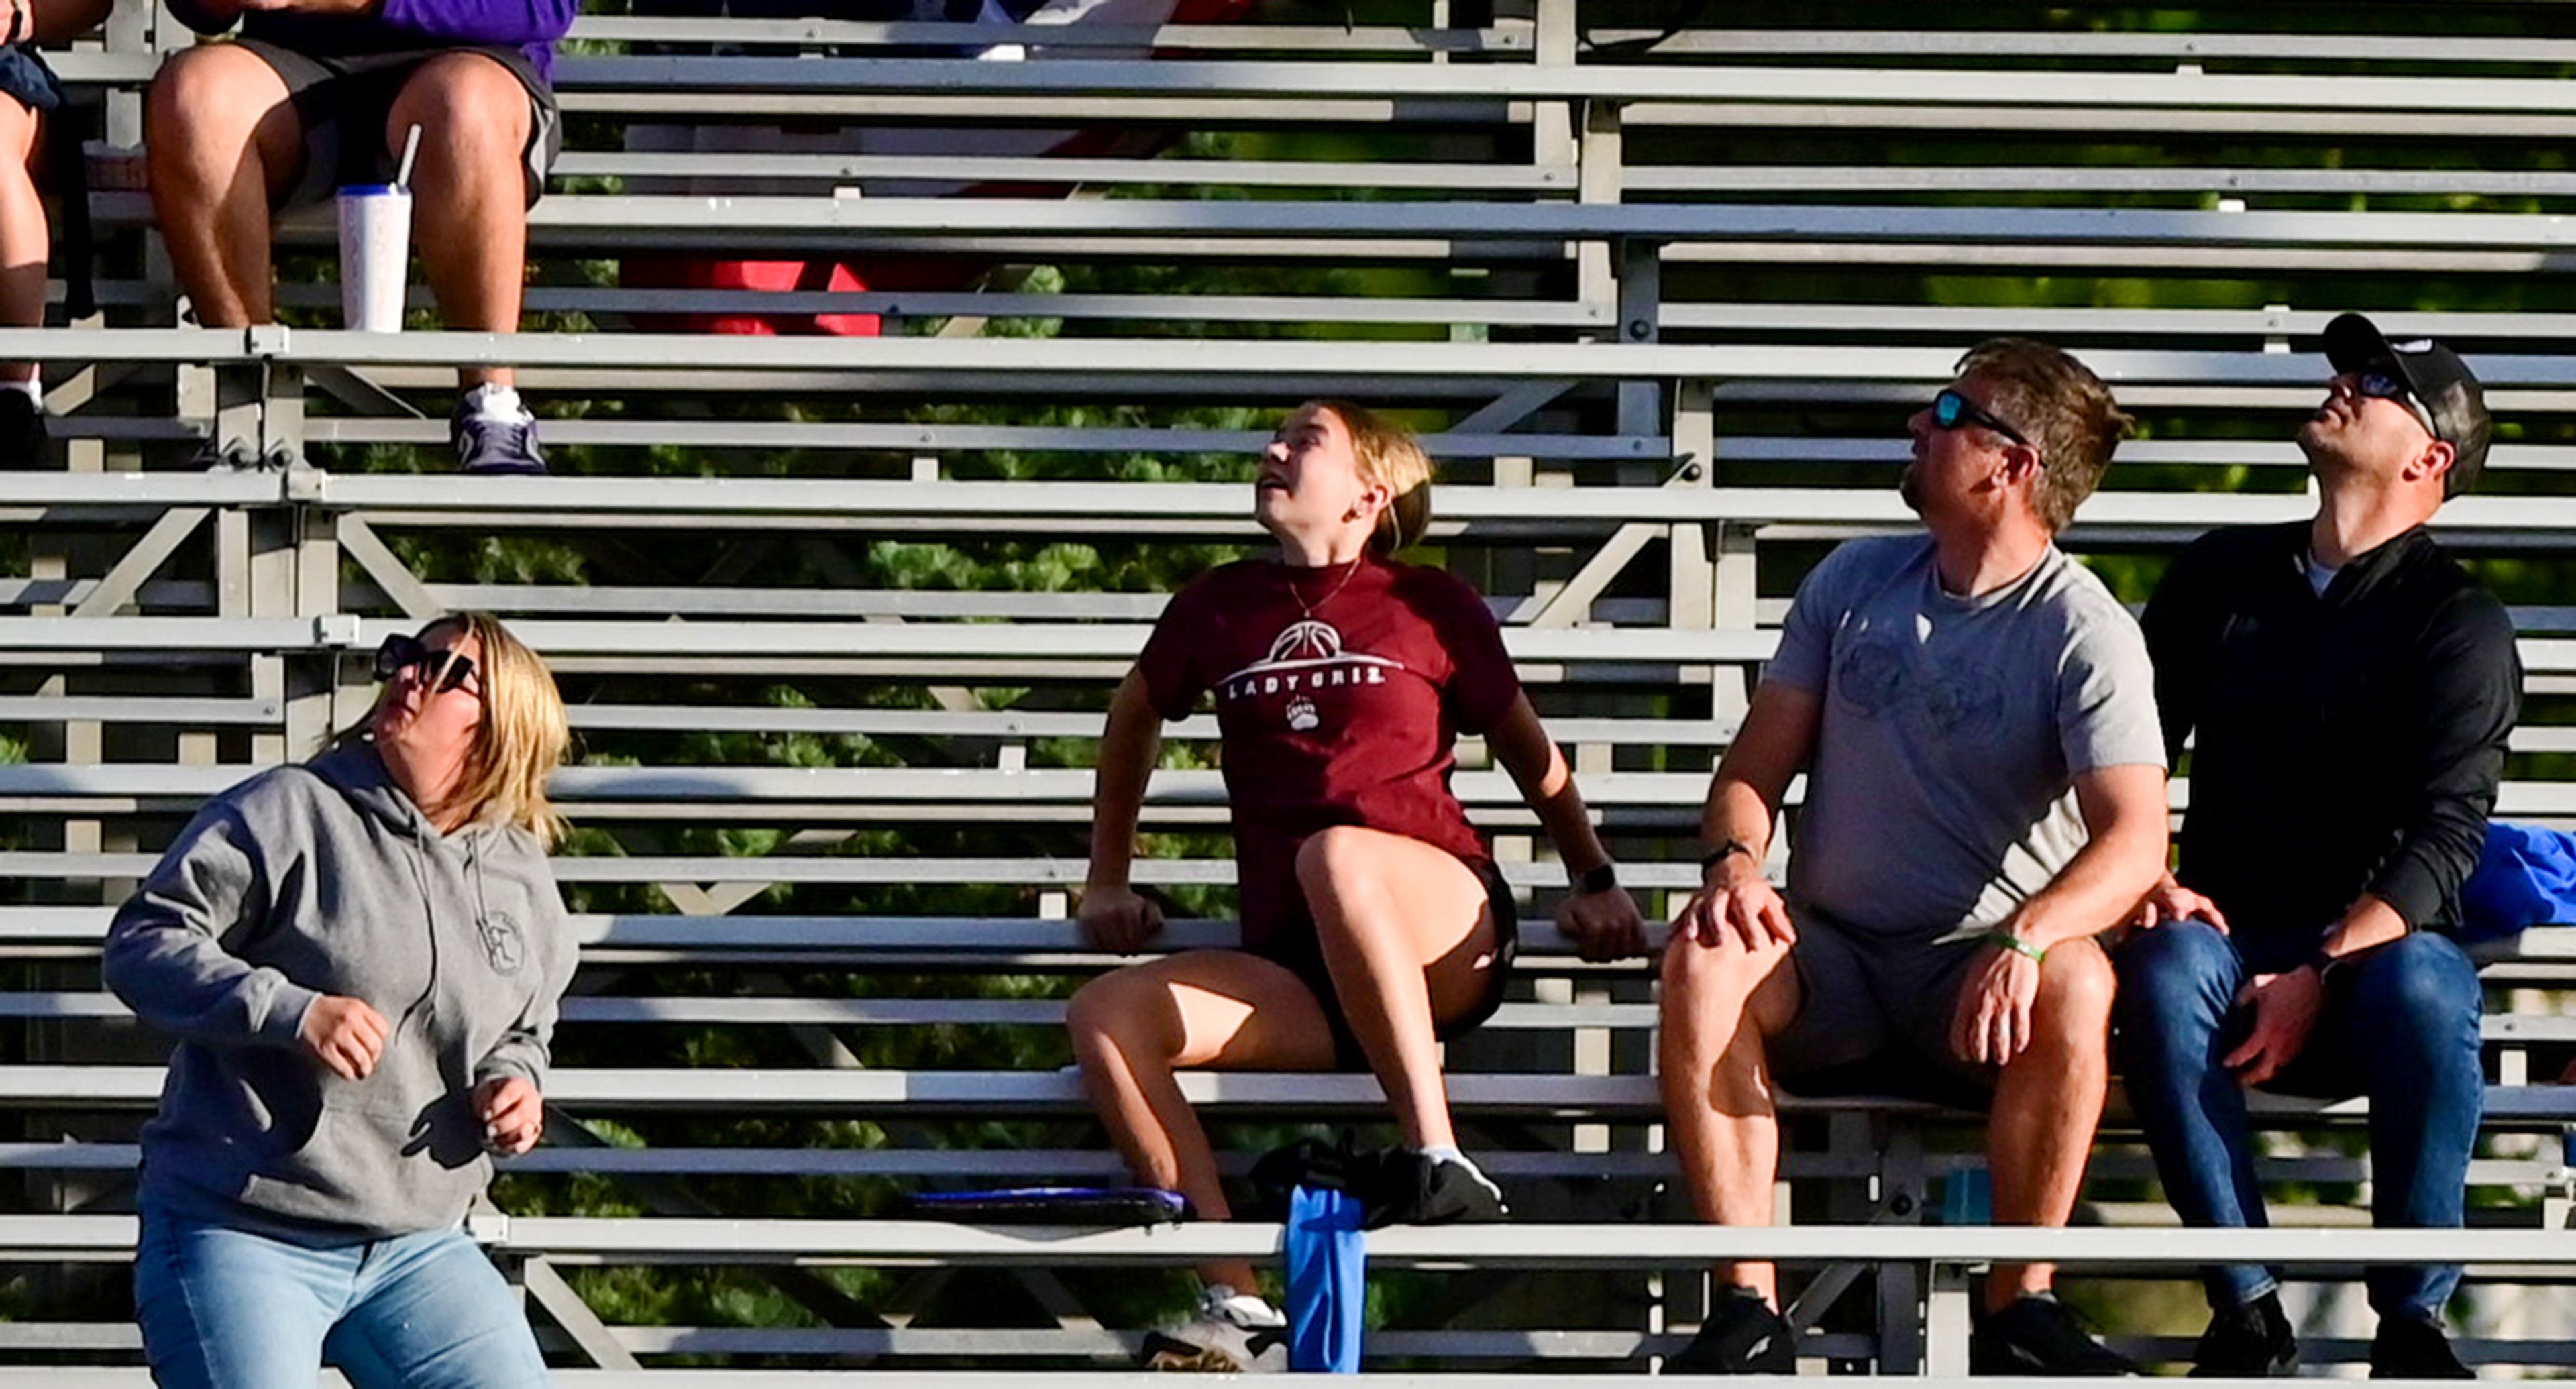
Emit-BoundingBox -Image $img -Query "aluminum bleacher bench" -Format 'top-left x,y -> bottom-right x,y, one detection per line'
0,1217 -> 2567,1377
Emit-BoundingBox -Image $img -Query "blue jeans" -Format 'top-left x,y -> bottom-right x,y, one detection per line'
134,1199 -> 551,1388
2114,921 -> 2483,1322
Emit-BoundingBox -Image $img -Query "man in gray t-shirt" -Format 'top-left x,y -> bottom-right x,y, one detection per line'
1776,534 -> 2163,947
1594,339 -> 2169,1376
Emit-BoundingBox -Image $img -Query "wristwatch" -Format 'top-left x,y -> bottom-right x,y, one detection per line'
2307,946 -> 2345,984
1701,838 -> 1756,876
1575,862 -> 1618,896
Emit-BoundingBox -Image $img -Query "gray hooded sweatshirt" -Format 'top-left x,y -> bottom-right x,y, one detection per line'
105,744 -> 574,1239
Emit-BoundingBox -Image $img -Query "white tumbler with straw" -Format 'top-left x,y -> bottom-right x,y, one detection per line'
337,125 -> 420,332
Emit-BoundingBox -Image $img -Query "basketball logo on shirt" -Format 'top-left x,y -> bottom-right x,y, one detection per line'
1219,617 -> 1407,726
1273,620 -> 1341,663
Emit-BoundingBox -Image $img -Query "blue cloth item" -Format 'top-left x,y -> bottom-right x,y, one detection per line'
2461,820 -> 2576,944
2114,920 -> 2483,1320
0,44 -> 60,113
1285,1184 -> 1365,1373
132,1199 -> 549,1388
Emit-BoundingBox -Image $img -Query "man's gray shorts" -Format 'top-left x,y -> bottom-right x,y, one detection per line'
1765,910 -> 2002,1095
233,39 -> 561,209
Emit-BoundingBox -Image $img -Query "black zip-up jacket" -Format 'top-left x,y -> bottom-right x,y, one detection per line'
2142,521 -> 2519,963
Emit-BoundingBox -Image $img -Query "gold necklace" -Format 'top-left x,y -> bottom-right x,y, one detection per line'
1288,557 -> 1365,621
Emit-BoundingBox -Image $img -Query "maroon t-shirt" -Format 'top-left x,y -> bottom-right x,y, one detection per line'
1136,555 -> 1522,949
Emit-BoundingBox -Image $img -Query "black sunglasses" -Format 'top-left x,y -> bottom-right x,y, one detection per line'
2356,368 -> 2440,439
374,633 -> 481,696
1930,388 -> 2035,451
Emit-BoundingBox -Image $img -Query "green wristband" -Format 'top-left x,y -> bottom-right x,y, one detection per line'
1982,929 -> 2046,962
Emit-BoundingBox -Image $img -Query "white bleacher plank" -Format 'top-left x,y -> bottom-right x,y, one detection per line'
0,909 -> 1631,956
0,991 -> 1656,1030
559,16 -> 1532,53
22,989 -> 2567,1044
316,424 -> 1657,461
0,1063 -> 2558,1125
0,1066 -> 1681,1113
536,56 -> 2576,115
1595,28 -> 2576,62
494,1218 -> 2576,1269
0,696 -> 280,723
456,197 -> 2576,249
556,153 -> 1570,194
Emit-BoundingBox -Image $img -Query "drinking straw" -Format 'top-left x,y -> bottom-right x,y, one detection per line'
394,124 -> 423,192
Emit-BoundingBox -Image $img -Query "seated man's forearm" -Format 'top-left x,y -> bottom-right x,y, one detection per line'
2007,763 -> 2167,952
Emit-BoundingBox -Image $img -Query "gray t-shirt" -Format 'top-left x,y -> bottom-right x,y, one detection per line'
1766,534 -> 2164,943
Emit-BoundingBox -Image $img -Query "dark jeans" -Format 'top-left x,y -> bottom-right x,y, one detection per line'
2113,920 -> 2483,1322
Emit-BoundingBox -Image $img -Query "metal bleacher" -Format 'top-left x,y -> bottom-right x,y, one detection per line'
7,0 -> 2576,1377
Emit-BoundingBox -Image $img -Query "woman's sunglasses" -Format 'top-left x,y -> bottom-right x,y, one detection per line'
1930,388 -> 2035,451
374,633 -> 481,696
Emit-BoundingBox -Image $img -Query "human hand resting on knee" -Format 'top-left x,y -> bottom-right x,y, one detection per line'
2130,873 -> 2229,934
1674,854 -> 1794,953
1556,877 -> 1646,961
1078,885 -> 1165,954
1951,936 -> 2041,1064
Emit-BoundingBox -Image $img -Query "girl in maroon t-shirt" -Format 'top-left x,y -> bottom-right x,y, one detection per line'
1068,400 -> 1644,1368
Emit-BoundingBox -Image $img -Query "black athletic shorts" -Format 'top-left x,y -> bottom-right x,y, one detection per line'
1247,853 -> 1519,1071
233,39 -> 561,208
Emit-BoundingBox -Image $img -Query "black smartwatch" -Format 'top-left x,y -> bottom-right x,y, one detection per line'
1575,862 -> 1618,896
2307,946 -> 2345,984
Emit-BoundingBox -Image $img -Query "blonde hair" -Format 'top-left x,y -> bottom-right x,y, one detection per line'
407,612 -> 570,848
1303,398 -> 1434,555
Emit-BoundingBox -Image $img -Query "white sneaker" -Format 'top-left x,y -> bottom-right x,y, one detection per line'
1144,1283 -> 1289,1372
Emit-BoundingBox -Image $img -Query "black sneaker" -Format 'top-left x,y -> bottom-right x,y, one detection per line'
1970,1293 -> 2137,1376
0,390 -> 44,468
1668,1287 -> 1795,1374
2191,1292 -> 2296,1377
452,398 -> 548,474
2371,1315 -> 2473,1379
1369,1149 -> 1507,1225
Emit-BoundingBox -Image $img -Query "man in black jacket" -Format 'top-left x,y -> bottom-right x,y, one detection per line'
2116,313 -> 2519,1379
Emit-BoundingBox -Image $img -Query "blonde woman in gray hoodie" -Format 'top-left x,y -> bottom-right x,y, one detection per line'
107,612 -> 572,1389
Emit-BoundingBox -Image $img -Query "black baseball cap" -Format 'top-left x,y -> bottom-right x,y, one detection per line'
2320,311 -> 2491,495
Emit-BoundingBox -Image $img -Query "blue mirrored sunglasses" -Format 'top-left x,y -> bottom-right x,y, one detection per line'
1930,388 -> 2034,451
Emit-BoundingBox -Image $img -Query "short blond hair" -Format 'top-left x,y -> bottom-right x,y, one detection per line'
1303,398 -> 1434,555
412,612 -> 570,847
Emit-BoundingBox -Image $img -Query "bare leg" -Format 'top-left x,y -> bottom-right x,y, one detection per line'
1984,936 -> 2117,1311
1067,949 -> 1336,1291
384,52 -> 532,392
1295,827 -> 1499,1152
0,99 -> 40,381
146,44 -> 301,326
1658,932 -> 1802,1305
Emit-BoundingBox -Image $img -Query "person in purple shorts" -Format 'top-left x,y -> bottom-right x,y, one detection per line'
146,0 -> 573,473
